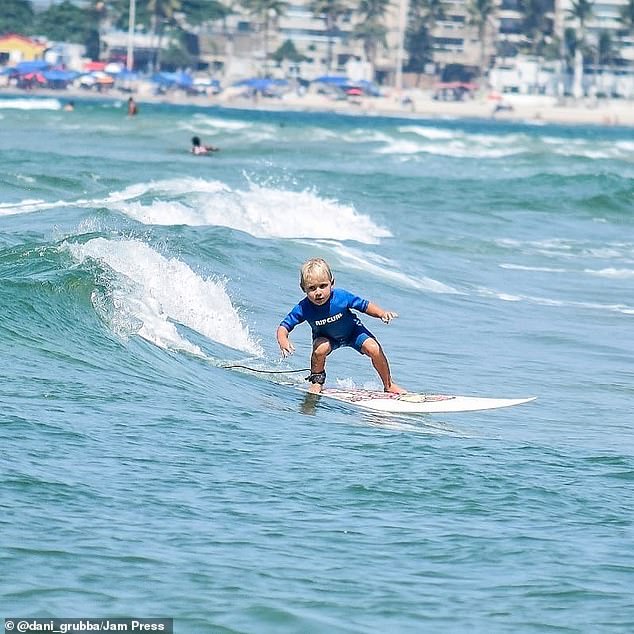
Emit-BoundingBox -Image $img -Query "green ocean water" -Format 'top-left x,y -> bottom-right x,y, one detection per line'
1,96 -> 633,632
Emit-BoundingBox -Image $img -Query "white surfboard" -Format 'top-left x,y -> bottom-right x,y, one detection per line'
310,388 -> 536,414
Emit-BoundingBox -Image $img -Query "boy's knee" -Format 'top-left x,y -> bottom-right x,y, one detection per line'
312,338 -> 331,357
361,338 -> 381,357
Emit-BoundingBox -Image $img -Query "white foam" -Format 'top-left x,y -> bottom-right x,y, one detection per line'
584,267 -> 634,279
109,177 -> 389,244
0,98 -> 61,110
0,198 -> 59,216
499,263 -> 568,273
398,125 -> 456,140
495,238 -> 634,261
188,115 -> 254,131
377,138 -> 523,159
477,286 -> 634,314
62,238 -> 262,356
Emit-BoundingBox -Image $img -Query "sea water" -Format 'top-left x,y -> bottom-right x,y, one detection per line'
1,96 -> 633,633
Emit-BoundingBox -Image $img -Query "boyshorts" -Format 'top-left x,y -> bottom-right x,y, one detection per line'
314,323 -> 376,354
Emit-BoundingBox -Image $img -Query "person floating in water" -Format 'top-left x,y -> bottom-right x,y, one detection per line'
63,101 -> 74,111
277,257 -> 405,395
191,136 -> 219,155
127,97 -> 138,116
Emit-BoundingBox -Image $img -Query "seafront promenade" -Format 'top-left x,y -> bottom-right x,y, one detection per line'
2,84 -> 633,127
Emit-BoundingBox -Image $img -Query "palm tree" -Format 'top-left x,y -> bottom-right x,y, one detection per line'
352,0 -> 390,72
309,0 -> 350,72
619,0 -> 634,51
467,0 -> 496,79
243,0 -> 288,75
148,0 -> 182,70
519,0 -> 553,55
566,0 -> 593,97
404,0 -> 445,82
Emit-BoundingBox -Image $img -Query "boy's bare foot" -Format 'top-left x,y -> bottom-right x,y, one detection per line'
385,383 -> 407,394
308,383 -> 323,394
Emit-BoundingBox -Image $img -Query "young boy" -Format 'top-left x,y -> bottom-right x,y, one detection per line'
277,258 -> 405,395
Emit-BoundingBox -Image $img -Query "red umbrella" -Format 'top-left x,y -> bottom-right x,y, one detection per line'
85,61 -> 106,72
23,72 -> 46,83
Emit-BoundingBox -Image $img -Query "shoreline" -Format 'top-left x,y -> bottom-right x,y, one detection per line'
2,85 -> 633,128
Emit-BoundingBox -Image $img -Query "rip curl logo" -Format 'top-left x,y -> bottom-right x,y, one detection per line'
315,313 -> 342,326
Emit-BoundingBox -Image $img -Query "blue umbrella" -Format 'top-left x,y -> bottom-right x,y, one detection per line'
42,70 -> 78,82
151,71 -> 193,88
356,79 -> 381,96
116,69 -> 139,80
313,75 -> 349,86
16,60 -> 50,73
233,78 -> 288,91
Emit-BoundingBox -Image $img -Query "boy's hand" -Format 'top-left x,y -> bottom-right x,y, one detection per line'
280,341 -> 295,357
277,325 -> 295,357
381,311 -> 398,324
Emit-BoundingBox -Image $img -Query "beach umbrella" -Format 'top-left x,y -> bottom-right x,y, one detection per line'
42,69 -> 78,83
356,79 -> 381,96
104,62 -> 123,74
151,71 -> 193,88
16,60 -> 49,74
115,69 -> 138,80
313,75 -> 349,86
233,78 -> 288,92
174,71 -> 193,88
23,72 -> 46,83
85,61 -> 106,72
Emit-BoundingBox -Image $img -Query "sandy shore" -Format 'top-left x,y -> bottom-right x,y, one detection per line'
2,85 -> 633,127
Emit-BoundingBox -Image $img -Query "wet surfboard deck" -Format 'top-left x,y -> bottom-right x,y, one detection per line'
310,388 -> 536,414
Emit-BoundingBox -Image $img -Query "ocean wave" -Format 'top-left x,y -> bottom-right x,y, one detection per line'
477,286 -> 634,314
397,125 -> 456,140
107,177 -> 390,243
584,267 -> 634,279
61,237 -> 263,356
495,238 -> 634,261
0,98 -> 61,110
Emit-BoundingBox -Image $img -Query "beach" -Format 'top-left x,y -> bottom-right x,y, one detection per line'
2,82 -> 633,126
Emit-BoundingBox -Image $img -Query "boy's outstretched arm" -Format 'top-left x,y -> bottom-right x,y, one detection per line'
365,302 -> 399,324
277,325 -> 296,357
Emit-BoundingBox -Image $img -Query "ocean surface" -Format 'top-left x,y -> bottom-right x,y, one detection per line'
1,95 -> 633,633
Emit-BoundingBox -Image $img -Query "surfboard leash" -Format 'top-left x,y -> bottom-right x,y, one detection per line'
221,364 -> 311,374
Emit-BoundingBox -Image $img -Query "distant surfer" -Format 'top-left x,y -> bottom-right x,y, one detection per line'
191,136 -> 219,155
277,258 -> 405,395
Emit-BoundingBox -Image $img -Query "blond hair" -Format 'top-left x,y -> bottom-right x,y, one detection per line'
300,258 -> 333,291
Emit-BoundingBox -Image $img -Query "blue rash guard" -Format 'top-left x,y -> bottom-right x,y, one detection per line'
280,287 -> 375,353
